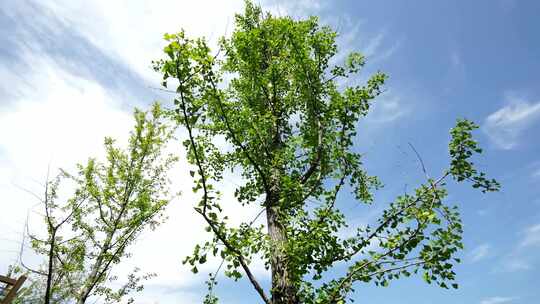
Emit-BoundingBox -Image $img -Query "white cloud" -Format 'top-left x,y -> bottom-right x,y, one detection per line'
0,54 -> 133,270
495,254 -> 531,273
362,32 -> 385,59
0,53 -> 266,301
319,16 -> 404,124
366,93 -> 408,124
266,0 -> 326,17
451,51 -> 463,69
520,223 -> 540,247
36,0 -> 246,84
480,296 -> 515,304
469,243 -> 491,262
494,223 -> 540,273
499,0 -> 517,12
502,259 -> 531,272
133,288 -> 202,304
450,50 -> 465,76
477,208 -> 489,216
329,16 -> 400,67
483,93 -> 540,149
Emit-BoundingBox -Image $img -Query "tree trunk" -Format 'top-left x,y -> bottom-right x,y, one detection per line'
266,161 -> 298,303
44,230 -> 56,304
76,233 -> 113,304
264,46 -> 298,302
266,204 -> 298,304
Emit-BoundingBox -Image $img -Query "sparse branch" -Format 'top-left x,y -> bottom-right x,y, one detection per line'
208,75 -> 272,195
195,209 -> 271,304
329,171 -> 446,302
289,36 -> 325,187
173,57 -> 271,304
408,142 -> 429,179
18,225 -> 47,277
338,171 -> 450,262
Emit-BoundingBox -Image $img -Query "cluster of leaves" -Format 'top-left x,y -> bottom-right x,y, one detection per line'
15,104 -> 177,304
152,1 -> 499,304
449,119 -> 501,192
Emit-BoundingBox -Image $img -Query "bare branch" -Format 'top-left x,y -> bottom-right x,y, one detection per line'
408,142 -> 429,179
196,208 -> 271,304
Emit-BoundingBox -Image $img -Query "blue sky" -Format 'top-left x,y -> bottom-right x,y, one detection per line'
1,1 -> 539,304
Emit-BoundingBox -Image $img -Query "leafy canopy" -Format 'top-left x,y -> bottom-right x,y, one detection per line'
153,2 -> 499,303
16,104 -> 176,304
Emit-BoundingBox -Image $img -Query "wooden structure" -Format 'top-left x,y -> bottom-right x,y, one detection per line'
0,275 -> 26,304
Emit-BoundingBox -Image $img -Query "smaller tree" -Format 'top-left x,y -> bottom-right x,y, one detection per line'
17,103 -> 177,304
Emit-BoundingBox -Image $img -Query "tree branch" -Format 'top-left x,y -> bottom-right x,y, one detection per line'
195,209 -> 271,304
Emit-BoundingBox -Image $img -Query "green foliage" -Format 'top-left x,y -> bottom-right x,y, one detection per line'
21,103 -> 176,304
153,2 -> 500,303
449,119 -> 501,192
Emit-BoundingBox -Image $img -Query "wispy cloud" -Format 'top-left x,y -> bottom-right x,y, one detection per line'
483,93 -> 540,149
34,0 -> 245,83
0,0 -> 267,299
499,0 -> 517,12
266,0 -> 326,17
324,12 -> 401,68
349,29 -> 401,64
363,31 -> 385,59
0,56 -> 264,289
451,51 -> 463,69
532,168 -> 540,178
480,296 -> 515,304
520,223 -> 540,247
367,93 -> 408,123
495,223 -> 540,272
0,54 -> 134,274
469,244 -> 491,262
442,48 -> 467,94
499,258 -> 531,272
450,50 -> 465,74
477,209 -> 490,216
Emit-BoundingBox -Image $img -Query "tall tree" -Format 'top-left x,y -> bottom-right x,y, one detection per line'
18,103 -> 176,304
153,2 -> 500,303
